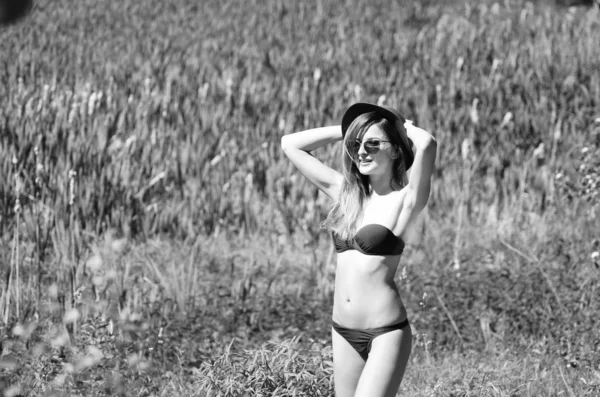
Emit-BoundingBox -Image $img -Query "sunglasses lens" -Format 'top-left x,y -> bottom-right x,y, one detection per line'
364,140 -> 382,154
351,139 -> 386,157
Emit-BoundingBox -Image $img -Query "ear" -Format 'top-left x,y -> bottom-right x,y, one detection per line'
391,147 -> 400,159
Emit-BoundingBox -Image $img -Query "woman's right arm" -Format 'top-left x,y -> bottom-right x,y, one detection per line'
280,125 -> 344,200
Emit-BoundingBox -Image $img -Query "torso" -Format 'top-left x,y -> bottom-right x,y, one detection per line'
332,189 -> 410,329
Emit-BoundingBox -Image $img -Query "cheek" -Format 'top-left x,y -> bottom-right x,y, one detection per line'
374,150 -> 394,164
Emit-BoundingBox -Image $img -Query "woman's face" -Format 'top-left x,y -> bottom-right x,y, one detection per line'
352,125 -> 396,176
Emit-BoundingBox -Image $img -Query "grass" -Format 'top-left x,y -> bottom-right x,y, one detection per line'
1,0 -> 600,395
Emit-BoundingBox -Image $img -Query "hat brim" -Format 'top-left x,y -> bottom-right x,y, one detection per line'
341,102 -> 414,170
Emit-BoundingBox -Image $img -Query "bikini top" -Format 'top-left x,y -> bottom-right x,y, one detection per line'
331,224 -> 405,256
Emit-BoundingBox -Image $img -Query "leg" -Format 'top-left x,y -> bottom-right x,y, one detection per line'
353,325 -> 412,397
331,327 -> 366,397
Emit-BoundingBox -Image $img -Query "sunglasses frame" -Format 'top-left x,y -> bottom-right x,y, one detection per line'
351,138 -> 393,157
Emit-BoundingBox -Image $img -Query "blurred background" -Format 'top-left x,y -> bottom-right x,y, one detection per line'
1,0 -> 599,395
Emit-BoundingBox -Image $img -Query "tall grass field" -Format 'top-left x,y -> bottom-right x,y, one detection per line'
1,0 -> 599,395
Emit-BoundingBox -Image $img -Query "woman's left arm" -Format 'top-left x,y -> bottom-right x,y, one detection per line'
404,121 -> 437,214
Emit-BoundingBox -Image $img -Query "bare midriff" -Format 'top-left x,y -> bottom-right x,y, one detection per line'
332,250 -> 407,329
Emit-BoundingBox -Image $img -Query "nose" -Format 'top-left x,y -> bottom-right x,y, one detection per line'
356,141 -> 368,157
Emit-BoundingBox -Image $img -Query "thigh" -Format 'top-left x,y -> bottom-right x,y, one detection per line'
331,327 -> 366,397
354,326 -> 412,397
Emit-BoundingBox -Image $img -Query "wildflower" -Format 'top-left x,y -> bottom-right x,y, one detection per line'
453,258 -> 460,271
420,292 -> 428,307
500,112 -> 513,128
377,95 -> 386,106
244,173 -> 253,194
313,68 -> 321,82
144,77 -> 152,95
461,138 -> 470,161
13,174 -> 22,214
67,102 -> 78,124
88,92 -> 97,115
554,121 -> 562,141
125,135 -> 137,149
581,147 -> 589,154
198,83 -> 209,102
41,84 -> 50,104
147,171 -> 166,188
63,308 -> 80,324
533,143 -> 545,159
11,324 -> 25,337
456,57 -> 464,71
592,252 -> 599,260
491,58 -> 502,74
73,285 -> 86,304
469,98 -> 479,124
210,150 -> 226,167
68,170 -> 77,206
108,137 -> 123,153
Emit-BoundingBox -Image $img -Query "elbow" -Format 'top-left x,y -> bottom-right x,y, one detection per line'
428,136 -> 437,152
410,131 -> 437,152
281,135 -> 308,154
412,136 -> 436,154
280,135 -> 290,152
425,134 -> 437,147
423,136 -> 437,154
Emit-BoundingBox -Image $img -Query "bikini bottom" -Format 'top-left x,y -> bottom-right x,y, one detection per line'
332,318 -> 410,361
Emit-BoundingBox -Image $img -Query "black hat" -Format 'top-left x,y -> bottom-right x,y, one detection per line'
342,102 -> 414,170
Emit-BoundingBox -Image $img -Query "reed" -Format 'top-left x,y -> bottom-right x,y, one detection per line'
0,0 -> 598,395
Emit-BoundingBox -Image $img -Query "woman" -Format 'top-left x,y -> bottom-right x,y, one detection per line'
281,102 -> 437,397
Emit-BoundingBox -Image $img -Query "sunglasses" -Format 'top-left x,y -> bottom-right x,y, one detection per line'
350,138 -> 392,157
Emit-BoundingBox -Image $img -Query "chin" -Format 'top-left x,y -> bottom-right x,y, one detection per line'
357,164 -> 376,175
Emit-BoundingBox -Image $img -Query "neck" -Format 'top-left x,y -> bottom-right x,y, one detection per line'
367,172 -> 394,196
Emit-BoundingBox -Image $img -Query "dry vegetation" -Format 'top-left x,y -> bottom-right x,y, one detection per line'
0,0 -> 599,395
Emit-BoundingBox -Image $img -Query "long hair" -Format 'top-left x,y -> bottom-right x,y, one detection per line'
322,112 -> 408,239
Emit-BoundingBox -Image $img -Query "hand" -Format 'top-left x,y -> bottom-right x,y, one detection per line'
403,120 -> 434,149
